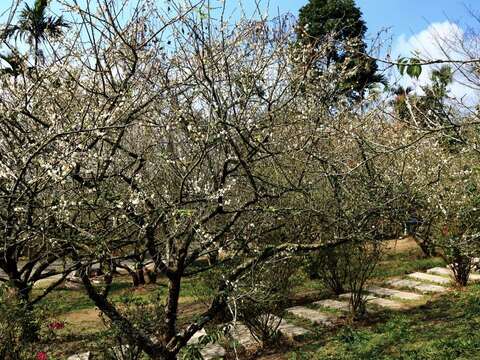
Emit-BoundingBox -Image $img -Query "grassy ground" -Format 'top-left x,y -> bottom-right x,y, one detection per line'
29,238 -> 480,359
284,285 -> 480,360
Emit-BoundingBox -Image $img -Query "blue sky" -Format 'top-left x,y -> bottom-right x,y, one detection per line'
244,0 -> 478,39
4,0 -> 477,40
2,0 -> 477,99
239,0 -> 479,102
354,0 -> 476,37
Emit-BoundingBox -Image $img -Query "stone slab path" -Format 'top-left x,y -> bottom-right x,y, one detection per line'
366,286 -> 423,301
229,323 -> 258,348
368,297 -> 408,310
339,293 -> 406,310
387,279 -> 447,294
407,272 -> 452,285
272,315 -> 310,339
427,267 -> 480,282
339,293 -> 376,301
427,267 -> 454,276
67,352 -> 90,360
314,299 -> 350,312
188,328 -> 226,360
68,264 -> 480,359
286,306 -> 337,326
228,315 -> 310,351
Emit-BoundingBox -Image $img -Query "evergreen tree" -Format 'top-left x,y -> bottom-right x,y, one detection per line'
296,0 -> 383,98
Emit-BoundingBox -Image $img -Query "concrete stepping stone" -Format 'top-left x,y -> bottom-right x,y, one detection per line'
339,293 -> 406,310
67,353 -> 90,360
33,274 -> 63,288
188,328 -> 208,344
201,344 -> 227,359
414,283 -> 448,294
229,323 -> 258,348
388,279 -> 447,294
188,328 -> 226,359
369,297 -> 406,310
467,273 -> 480,281
314,299 -> 350,312
339,293 -> 376,301
366,286 -> 423,301
427,267 -> 453,276
268,315 -> 309,339
427,267 -> 480,282
286,306 -> 336,326
407,272 -> 451,285
227,316 -> 308,349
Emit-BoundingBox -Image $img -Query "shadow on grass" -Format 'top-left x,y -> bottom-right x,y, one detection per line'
285,284 -> 480,360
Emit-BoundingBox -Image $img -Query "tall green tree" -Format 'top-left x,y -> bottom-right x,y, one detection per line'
4,0 -> 68,65
296,0 -> 383,98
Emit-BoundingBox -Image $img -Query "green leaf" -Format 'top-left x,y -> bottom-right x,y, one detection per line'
406,64 -> 422,79
396,57 -> 408,75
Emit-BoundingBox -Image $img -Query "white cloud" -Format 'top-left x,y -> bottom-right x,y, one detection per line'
392,21 -> 479,105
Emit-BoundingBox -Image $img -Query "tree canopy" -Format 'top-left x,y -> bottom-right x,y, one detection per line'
296,0 -> 384,98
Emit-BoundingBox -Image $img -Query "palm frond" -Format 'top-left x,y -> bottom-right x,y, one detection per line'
45,15 -> 69,38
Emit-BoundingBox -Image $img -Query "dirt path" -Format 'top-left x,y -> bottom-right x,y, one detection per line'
60,308 -> 104,332
384,237 -> 420,252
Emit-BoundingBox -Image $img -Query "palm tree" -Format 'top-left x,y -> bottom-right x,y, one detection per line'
429,65 -> 453,100
3,0 -> 68,65
390,85 -> 413,119
392,85 -> 413,103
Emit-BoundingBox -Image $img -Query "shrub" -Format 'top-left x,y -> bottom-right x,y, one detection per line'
305,246 -> 348,295
345,240 -> 383,319
0,285 -> 47,360
233,260 -> 296,348
98,291 -> 166,359
307,240 -> 383,319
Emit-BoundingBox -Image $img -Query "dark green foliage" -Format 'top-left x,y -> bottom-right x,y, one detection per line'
296,0 -> 383,98
397,57 -> 423,79
0,285 -> 48,359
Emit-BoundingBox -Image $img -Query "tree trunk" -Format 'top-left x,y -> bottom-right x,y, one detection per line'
136,267 -> 145,285
20,302 -> 40,343
414,236 -> 437,257
207,251 -> 219,266
165,274 -> 181,342
145,268 -> 157,284
129,266 -> 146,287
131,272 -> 140,287
10,282 -> 39,343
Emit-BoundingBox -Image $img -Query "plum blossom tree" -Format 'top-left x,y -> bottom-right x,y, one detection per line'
41,1 -> 365,358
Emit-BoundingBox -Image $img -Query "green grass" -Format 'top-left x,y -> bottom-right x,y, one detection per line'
35,274 -> 210,316
373,250 -> 446,279
287,285 -> 480,360
36,287 -> 95,314
32,241 -> 471,359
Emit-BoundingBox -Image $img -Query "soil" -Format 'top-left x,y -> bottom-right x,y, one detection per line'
60,308 -> 104,332
384,237 -> 420,253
